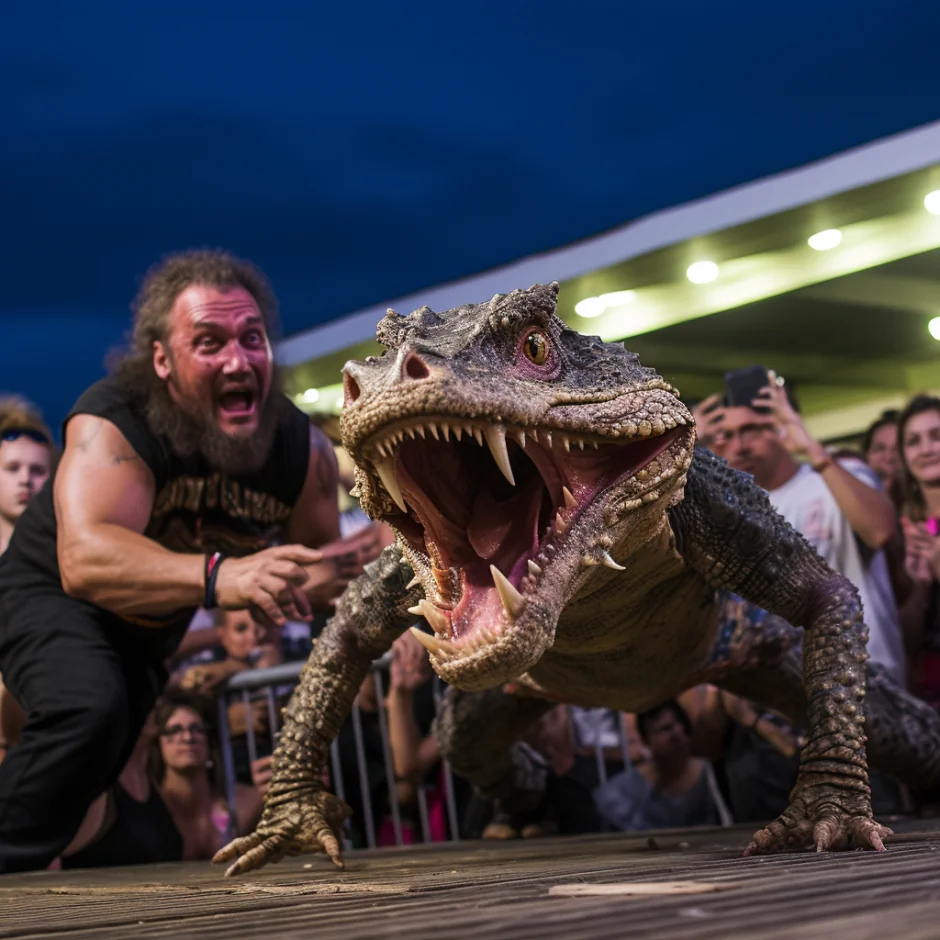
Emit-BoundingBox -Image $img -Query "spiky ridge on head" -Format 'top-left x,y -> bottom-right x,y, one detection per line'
340,283 -> 695,691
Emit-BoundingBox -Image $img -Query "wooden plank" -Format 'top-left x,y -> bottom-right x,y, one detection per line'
2,820 -> 939,940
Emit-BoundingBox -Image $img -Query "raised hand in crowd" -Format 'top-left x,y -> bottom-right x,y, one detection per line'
690,394 -> 725,449
900,517 -> 940,585
388,629 -> 433,694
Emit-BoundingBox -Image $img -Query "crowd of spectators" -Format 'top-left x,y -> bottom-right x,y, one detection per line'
1,366 -> 939,870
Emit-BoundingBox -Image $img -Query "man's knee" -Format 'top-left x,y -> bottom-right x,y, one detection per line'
35,679 -> 129,768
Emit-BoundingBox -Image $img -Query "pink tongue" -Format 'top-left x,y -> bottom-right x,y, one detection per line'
466,483 -> 542,570
466,489 -> 515,559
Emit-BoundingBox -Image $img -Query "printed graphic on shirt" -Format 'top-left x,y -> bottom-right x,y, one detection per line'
146,471 -> 292,557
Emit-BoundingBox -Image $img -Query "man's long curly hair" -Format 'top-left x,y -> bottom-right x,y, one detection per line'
110,248 -> 282,388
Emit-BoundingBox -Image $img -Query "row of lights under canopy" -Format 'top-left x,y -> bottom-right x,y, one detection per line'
575,190 -> 940,339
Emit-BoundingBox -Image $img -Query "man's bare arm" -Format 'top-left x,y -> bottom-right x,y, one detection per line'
808,447 -> 897,550
283,425 -> 342,549
55,415 -> 207,617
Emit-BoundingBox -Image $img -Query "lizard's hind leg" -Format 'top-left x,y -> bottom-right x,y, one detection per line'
434,685 -> 555,836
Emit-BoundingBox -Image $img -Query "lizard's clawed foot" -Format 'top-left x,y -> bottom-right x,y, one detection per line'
212,788 -> 351,876
744,786 -> 893,856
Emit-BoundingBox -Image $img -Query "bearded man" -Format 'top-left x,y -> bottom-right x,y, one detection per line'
0,249 -> 357,872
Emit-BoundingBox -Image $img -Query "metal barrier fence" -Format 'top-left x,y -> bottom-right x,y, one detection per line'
215,660 -> 731,848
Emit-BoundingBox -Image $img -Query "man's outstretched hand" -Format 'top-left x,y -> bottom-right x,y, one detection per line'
214,544 -> 323,626
212,787 -> 351,876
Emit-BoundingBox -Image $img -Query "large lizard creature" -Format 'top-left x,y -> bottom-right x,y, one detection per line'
214,282 -> 940,875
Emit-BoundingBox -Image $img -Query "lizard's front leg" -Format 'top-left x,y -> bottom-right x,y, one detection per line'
213,544 -> 421,876
671,448 -> 892,855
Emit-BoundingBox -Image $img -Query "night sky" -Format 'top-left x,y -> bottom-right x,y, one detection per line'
4,1 -> 940,434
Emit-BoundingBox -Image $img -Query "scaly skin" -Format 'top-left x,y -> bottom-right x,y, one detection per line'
217,283 -> 940,874
669,448 -> 888,853
213,544 -> 419,875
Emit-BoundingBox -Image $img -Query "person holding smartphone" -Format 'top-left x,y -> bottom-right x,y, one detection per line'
692,367 -> 906,819
693,366 -> 904,686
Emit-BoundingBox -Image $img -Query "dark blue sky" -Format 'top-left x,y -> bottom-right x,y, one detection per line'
4,1 -> 940,433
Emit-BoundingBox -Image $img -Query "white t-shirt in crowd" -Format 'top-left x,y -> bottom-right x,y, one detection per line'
768,460 -> 905,686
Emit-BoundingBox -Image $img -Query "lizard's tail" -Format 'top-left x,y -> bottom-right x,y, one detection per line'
865,662 -> 940,791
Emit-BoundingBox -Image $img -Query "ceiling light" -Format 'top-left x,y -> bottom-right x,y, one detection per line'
574,296 -> 607,318
925,191 -> 940,216
686,261 -> 718,284
808,229 -> 842,251
598,290 -> 636,308
929,317 -> 940,341
301,388 -> 320,403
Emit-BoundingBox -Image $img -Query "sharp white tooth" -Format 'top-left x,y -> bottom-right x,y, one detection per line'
543,430 -> 552,448
409,626 -> 456,658
561,436 -> 570,453
377,441 -> 387,458
591,441 -> 599,449
581,554 -> 600,567
406,427 -> 416,440
528,560 -> 542,576
349,483 -> 361,498
514,429 -> 526,449
420,599 -> 450,634
490,564 -> 525,619
406,575 -> 421,590
429,423 -> 440,441
484,426 -> 515,485
416,425 -> 426,439
453,425 -> 463,441
555,511 -> 567,534
374,457 -> 407,513
600,551 -> 626,571
562,486 -> 577,510
473,427 -> 483,446
441,422 -> 451,442
528,429 -> 539,443
577,440 -> 585,450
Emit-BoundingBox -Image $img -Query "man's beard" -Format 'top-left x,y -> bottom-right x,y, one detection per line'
141,369 -> 285,476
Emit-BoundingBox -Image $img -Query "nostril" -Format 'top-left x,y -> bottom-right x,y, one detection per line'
343,372 -> 361,406
402,352 -> 430,382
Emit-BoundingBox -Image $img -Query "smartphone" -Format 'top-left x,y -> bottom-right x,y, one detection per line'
724,365 -> 770,410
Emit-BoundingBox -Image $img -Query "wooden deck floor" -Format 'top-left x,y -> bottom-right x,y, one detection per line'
3,818 -> 940,939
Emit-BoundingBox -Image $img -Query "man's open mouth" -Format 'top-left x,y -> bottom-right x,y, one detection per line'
217,388 -> 257,419
362,415 -> 690,664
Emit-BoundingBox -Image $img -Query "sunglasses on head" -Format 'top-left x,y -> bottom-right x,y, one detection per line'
0,429 -> 49,445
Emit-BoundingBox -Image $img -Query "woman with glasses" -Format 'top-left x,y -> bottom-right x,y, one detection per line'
62,689 -> 264,866
150,690 -> 263,860
0,397 -> 56,765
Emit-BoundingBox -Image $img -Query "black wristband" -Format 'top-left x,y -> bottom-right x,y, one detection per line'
204,552 -> 225,610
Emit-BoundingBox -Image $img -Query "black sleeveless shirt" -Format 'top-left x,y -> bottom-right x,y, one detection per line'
61,780 -> 184,869
0,375 -> 311,640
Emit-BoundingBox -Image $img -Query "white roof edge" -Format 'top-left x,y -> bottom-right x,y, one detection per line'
278,119 -> 940,367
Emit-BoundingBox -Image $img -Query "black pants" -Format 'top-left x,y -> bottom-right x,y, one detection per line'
0,586 -> 180,872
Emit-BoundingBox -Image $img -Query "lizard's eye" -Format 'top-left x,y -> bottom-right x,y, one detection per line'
522,330 -> 549,366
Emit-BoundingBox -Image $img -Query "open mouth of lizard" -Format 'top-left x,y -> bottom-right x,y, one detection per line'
362,414 -> 691,682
